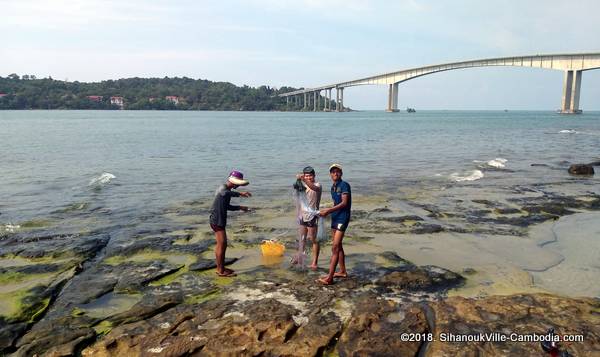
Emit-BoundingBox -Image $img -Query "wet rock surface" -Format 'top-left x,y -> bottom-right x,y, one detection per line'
568,164 -> 595,175
338,297 -> 427,357
79,267 -> 600,357
0,232 -> 110,261
427,294 -> 600,356
189,257 -> 237,272
80,257 -> 460,357
3,181 -> 600,356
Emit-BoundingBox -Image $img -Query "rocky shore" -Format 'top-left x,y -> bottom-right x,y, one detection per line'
2,180 -> 600,356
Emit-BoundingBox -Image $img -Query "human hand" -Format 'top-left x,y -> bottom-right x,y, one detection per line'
319,209 -> 329,217
240,206 -> 250,212
296,174 -> 303,180
240,191 -> 252,197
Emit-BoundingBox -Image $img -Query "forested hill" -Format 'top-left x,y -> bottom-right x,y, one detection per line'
0,74 -> 304,110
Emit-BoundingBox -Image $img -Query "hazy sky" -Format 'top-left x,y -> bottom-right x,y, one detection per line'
2,0 -> 600,110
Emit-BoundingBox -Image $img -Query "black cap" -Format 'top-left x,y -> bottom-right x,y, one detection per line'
302,166 -> 315,175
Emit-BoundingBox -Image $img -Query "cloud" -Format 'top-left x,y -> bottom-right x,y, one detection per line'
204,24 -> 295,34
0,0 -> 175,30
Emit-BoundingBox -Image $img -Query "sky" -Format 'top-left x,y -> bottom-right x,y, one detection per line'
2,0 -> 600,110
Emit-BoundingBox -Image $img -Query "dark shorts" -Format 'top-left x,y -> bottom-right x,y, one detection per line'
210,223 -> 225,232
331,220 -> 349,232
299,217 -> 318,228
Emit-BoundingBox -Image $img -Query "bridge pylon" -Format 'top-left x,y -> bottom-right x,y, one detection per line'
386,83 -> 399,112
560,70 -> 583,114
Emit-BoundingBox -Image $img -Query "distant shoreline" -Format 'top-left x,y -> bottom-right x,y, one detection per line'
3,109 -> 599,112
0,75 -> 336,111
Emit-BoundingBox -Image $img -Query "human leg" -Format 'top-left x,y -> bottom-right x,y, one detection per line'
318,229 -> 343,284
333,222 -> 347,277
308,225 -> 319,269
333,228 -> 347,277
214,228 -> 235,276
292,224 -> 308,265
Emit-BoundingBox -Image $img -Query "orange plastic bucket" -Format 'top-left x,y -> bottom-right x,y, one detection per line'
260,240 -> 285,256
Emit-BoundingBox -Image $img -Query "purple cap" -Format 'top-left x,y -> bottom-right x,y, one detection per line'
229,170 -> 244,179
227,170 -> 249,186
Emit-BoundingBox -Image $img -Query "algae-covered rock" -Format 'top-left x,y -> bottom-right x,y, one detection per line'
427,294 -> 600,356
0,320 -> 27,353
108,292 -> 183,325
189,257 -> 237,272
15,316 -> 96,357
376,265 -> 464,293
381,215 -> 425,223
113,261 -> 184,293
0,268 -> 75,352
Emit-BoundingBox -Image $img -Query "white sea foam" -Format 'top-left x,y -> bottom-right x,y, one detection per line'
486,158 -> 508,168
559,129 -> 577,134
89,172 -> 116,186
3,224 -> 20,233
450,170 -> 484,182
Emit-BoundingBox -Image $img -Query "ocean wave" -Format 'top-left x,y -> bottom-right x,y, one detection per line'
486,158 -> 508,168
89,172 -> 116,186
473,158 -> 508,169
450,170 -> 484,182
559,129 -> 577,134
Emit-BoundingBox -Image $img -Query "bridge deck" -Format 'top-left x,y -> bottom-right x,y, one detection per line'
279,52 -> 600,96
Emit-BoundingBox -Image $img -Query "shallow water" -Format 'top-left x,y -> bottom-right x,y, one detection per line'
1,110 -> 600,297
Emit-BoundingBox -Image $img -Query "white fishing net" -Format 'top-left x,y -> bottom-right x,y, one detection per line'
291,188 -> 326,268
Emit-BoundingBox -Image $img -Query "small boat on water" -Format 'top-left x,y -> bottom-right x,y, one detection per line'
406,107 -> 416,113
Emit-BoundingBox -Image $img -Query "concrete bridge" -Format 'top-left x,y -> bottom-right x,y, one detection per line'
279,52 -> 600,113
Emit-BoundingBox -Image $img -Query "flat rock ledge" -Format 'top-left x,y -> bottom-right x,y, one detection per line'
79,291 -> 600,357
3,252 -> 599,356
76,264 -> 599,357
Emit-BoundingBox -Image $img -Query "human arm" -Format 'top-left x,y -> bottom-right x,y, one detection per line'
227,203 -> 250,212
227,190 -> 250,211
227,204 -> 241,211
301,178 -> 321,192
319,193 -> 349,217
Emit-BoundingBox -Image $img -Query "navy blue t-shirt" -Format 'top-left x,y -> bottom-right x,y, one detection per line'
330,179 -> 351,223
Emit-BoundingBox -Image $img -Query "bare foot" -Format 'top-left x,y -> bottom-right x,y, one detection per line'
309,264 -> 318,271
333,272 -> 348,278
216,269 -> 237,277
316,277 -> 333,285
223,268 -> 236,274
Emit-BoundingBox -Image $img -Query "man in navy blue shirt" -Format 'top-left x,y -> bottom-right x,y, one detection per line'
318,163 -> 351,285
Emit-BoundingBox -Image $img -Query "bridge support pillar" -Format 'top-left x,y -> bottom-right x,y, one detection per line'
327,89 -> 332,111
570,70 -> 582,113
313,91 -> 317,111
335,88 -> 339,111
339,88 -> 344,112
386,83 -> 399,112
560,70 -> 583,114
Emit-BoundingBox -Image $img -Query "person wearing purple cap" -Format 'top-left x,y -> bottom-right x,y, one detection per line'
209,170 -> 251,277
